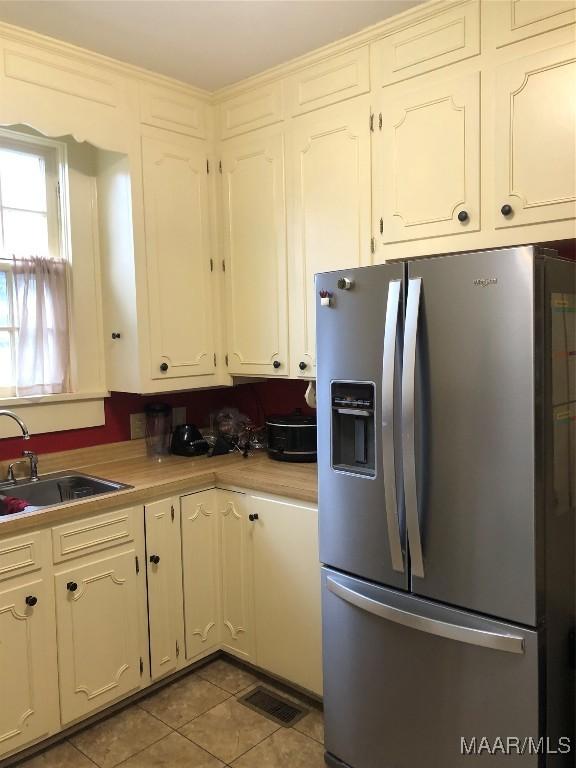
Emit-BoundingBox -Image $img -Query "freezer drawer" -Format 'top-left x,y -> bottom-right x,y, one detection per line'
322,569 -> 543,768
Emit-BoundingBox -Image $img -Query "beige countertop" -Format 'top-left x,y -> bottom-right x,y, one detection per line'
0,441 -> 318,535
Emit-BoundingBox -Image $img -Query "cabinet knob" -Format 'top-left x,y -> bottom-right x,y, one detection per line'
248,513 -> 259,522
66,581 -> 78,592
273,361 -> 281,369
149,554 -> 160,565
25,595 -> 38,607
501,204 -> 513,217
160,362 -> 169,372
299,361 -> 308,371
111,332 -> 121,339
457,210 -> 469,223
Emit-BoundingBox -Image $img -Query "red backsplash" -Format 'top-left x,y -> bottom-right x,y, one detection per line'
0,379 -> 313,461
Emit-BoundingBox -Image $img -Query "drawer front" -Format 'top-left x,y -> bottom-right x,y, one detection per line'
52,507 -> 137,563
0,531 -> 47,582
219,82 -> 283,139
140,83 -> 207,138
371,0 -> 480,87
287,47 -> 370,116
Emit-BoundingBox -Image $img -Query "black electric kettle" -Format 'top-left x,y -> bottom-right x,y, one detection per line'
171,424 -> 209,457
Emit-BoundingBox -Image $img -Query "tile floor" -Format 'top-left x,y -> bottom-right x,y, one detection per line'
18,659 -> 325,768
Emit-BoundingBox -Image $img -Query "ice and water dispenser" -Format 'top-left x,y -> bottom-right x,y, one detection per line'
331,382 -> 376,477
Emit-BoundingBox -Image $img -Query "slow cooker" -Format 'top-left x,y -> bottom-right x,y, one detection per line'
266,410 -> 317,463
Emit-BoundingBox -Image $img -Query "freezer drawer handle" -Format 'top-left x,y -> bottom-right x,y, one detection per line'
327,576 -> 525,654
402,277 -> 425,578
382,279 -> 404,573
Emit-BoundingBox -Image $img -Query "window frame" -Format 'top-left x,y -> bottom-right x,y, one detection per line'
0,127 -> 71,398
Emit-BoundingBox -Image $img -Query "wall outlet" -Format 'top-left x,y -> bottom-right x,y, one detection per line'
130,412 -> 146,440
172,406 -> 187,427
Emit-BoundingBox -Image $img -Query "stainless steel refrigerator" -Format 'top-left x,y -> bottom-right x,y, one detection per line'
316,246 -> 575,768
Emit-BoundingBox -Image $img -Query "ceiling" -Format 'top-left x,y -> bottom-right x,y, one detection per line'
0,0 -> 424,91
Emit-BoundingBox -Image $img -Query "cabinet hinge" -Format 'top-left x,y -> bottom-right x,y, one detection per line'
176,641 -> 180,658
379,112 -> 383,130
206,159 -> 210,174
379,217 -> 384,235
171,505 -> 175,522
214,353 -> 217,367
210,257 -> 214,272
369,113 -> 374,132
135,555 -> 140,574
219,160 -> 222,174
139,657 -> 144,676
371,236 -> 375,255
222,259 -> 226,272
225,354 -> 229,366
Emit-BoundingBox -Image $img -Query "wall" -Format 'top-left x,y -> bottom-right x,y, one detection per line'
0,379 -> 312,461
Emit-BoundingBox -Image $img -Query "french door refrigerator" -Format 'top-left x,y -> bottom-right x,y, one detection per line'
315,246 -> 575,768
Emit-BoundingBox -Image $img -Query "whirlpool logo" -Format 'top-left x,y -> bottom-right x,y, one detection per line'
473,277 -> 498,287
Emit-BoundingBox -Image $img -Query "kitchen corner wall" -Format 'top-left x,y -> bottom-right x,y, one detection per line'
0,380 -> 313,461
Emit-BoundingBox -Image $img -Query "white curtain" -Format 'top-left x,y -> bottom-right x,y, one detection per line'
12,256 -> 70,396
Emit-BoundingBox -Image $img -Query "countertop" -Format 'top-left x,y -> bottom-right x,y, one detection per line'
0,441 -> 318,535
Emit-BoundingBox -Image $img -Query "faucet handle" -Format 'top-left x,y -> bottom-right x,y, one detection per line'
22,450 -> 39,481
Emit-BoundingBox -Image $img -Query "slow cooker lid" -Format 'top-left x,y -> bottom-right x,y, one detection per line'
266,409 -> 316,427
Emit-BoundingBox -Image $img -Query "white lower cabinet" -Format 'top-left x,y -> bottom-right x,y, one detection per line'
145,498 -> 185,680
0,531 -> 59,758
0,486 -> 322,761
250,494 -> 323,695
217,490 -> 255,661
54,547 -> 144,724
181,489 -> 221,661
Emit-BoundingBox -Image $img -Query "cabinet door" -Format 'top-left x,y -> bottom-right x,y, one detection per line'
0,577 -> 59,757
217,492 -> 254,660
288,97 -> 372,377
181,490 -> 221,661
221,130 -> 289,376
55,550 -> 142,724
142,133 -> 215,380
145,498 -> 184,680
494,43 -> 576,229
250,496 -> 322,695
376,71 -> 480,244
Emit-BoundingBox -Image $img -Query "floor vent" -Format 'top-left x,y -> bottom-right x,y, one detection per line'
238,686 -> 307,727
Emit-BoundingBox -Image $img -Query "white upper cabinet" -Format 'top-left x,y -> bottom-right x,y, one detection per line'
376,71 -> 480,245
489,0 -> 576,47
218,82 -> 284,139
221,128 -> 289,376
371,0 -> 480,87
288,96 -> 372,377
140,83 -> 207,138
141,130 -> 216,381
494,42 -> 576,229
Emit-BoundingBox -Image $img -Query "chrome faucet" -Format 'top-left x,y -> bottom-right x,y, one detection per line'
0,410 -> 38,482
0,409 -> 30,440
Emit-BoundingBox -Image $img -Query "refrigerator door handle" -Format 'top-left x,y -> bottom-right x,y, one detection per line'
402,277 -> 425,578
382,279 -> 404,573
326,576 -> 525,655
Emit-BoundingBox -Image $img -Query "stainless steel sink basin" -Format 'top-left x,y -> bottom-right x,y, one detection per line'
0,471 -> 132,510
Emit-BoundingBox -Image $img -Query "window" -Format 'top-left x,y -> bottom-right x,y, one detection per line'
0,129 -> 70,397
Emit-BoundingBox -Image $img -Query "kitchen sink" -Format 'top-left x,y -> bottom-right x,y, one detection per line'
0,471 -> 132,510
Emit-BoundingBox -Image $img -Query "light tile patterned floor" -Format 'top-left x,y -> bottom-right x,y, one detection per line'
18,659 -> 324,768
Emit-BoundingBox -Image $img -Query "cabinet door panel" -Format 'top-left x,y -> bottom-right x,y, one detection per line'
142,134 -> 215,380
0,578 -> 59,757
289,97 -> 371,377
491,0 -> 576,47
55,550 -> 141,724
218,493 -> 254,660
221,131 -> 288,376
250,496 -> 322,695
495,43 -> 576,228
181,490 -> 221,661
145,498 -> 184,680
377,72 -> 480,244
